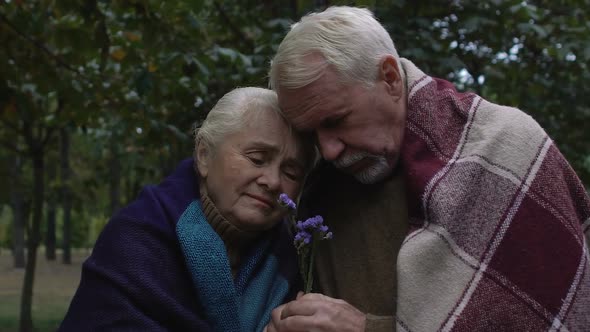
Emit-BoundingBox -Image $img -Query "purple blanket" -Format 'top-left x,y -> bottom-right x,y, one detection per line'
59,159 -> 299,331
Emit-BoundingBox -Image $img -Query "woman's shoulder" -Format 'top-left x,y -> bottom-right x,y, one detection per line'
115,158 -> 200,233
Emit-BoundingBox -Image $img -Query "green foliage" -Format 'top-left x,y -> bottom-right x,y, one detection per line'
1,0 -> 589,252
1,0 -> 296,214
87,215 -> 109,247
38,208 -> 90,249
375,0 -> 590,185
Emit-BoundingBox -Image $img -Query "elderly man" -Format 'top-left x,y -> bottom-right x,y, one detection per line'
266,6 -> 590,332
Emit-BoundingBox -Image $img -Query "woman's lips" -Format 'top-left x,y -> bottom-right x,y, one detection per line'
245,193 -> 274,209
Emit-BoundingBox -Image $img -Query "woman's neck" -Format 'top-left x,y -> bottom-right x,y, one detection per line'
199,185 -> 262,277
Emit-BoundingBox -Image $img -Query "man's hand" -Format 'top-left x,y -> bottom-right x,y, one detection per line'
264,293 -> 366,332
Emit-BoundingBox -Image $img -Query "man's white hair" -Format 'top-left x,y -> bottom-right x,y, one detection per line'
269,6 -> 400,90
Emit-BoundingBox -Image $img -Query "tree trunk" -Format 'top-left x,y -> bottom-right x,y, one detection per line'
109,142 -> 121,215
60,128 -> 72,265
9,154 -> 26,268
19,151 -> 44,332
45,160 -> 57,260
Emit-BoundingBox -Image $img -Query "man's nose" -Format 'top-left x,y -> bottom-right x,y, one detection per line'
316,130 -> 344,161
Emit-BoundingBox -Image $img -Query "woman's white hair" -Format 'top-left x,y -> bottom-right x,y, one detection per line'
269,6 -> 400,90
195,87 -> 277,152
194,87 -> 317,172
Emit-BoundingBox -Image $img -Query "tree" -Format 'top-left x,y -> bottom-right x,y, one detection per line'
375,0 -> 590,186
45,152 -> 57,261
1,2 -> 92,330
60,128 -> 72,264
8,154 -> 27,268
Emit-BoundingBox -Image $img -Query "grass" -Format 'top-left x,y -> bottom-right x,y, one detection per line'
0,248 -> 90,332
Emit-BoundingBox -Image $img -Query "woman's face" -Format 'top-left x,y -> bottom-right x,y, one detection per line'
197,109 -> 306,231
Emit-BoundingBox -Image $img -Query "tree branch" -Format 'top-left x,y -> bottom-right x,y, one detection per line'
213,2 -> 255,50
41,126 -> 57,148
87,0 -> 111,74
0,116 -> 22,134
40,97 -> 64,147
0,139 -> 25,154
21,118 -> 36,153
0,12 -> 83,76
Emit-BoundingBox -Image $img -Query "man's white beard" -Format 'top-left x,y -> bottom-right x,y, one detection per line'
333,151 -> 392,184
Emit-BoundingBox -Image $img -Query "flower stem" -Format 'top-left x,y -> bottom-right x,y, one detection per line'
304,235 -> 318,293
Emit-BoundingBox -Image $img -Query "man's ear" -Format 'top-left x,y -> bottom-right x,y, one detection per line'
378,55 -> 403,100
196,141 -> 210,178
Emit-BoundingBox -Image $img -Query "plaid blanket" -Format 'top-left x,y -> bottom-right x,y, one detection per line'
397,59 -> 590,331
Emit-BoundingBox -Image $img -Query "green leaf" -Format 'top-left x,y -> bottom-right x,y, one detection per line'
134,69 -> 153,96
217,47 -> 238,62
530,24 -> 547,38
238,53 -> 252,67
47,92 -> 59,113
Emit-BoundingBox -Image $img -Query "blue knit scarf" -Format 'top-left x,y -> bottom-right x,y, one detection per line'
176,200 -> 290,332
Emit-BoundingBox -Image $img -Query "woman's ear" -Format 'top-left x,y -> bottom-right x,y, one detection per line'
196,141 -> 210,178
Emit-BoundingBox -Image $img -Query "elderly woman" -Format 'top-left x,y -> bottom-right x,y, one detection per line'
59,87 -> 316,331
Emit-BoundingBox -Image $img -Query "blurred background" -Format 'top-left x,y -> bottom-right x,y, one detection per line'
1,0 -> 589,331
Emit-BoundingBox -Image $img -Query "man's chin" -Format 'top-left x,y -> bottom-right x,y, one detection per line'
353,168 -> 393,184
336,159 -> 394,184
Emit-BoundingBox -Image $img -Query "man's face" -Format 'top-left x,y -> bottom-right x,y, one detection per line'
278,64 -> 406,184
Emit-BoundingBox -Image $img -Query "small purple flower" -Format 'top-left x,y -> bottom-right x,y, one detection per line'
310,215 -> 323,227
294,215 -> 332,249
278,193 -> 297,210
294,230 -> 313,249
297,215 -> 324,231
295,220 -> 305,231
294,231 -> 311,242
281,195 -> 332,294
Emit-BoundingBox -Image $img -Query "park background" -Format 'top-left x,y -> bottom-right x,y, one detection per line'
1,0 -> 589,331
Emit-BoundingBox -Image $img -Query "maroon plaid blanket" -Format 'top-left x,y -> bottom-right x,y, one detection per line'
397,59 -> 590,331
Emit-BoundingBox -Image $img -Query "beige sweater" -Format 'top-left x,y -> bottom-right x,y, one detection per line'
302,165 -> 408,331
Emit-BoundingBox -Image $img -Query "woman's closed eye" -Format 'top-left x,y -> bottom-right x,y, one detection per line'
246,151 -> 267,165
